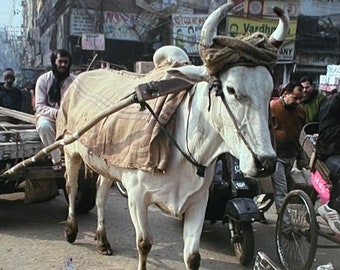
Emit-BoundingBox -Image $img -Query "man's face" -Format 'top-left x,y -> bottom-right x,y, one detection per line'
283,86 -> 303,106
55,54 -> 70,73
301,81 -> 314,97
4,76 -> 15,88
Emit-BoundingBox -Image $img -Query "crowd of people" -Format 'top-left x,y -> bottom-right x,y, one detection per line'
269,75 -> 340,235
1,48 -> 339,235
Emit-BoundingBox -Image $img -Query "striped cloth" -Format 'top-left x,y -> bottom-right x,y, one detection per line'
56,66 -> 188,173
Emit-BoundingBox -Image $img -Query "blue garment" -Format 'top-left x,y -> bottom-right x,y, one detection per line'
0,84 -> 23,111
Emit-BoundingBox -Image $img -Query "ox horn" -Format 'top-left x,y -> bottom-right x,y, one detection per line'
269,6 -> 290,48
199,0 -> 235,48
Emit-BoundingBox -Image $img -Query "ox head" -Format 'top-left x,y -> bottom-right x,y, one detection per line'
166,1 -> 290,177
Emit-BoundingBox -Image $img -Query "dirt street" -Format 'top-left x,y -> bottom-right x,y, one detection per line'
0,188 -> 339,270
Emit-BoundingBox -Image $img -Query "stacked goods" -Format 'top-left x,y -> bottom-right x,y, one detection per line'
319,65 -> 340,93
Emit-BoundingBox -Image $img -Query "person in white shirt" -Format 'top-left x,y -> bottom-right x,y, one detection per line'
35,49 -> 75,170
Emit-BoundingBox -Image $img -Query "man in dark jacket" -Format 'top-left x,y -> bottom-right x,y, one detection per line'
270,81 -> 306,212
316,92 -> 340,235
0,68 -> 23,111
300,75 -> 326,123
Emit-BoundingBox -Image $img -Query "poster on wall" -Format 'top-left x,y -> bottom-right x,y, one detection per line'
70,8 -> 96,36
171,14 -> 208,55
103,11 -> 140,41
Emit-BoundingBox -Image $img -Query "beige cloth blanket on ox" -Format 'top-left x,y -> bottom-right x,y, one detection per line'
56,67 -> 188,173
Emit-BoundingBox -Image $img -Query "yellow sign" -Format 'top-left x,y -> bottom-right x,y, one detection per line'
227,17 -> 297,40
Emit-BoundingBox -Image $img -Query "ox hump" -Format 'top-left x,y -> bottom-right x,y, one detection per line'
153,45 -> 190,67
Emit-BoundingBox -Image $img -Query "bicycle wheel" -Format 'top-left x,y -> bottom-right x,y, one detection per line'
276,190 -> 318,270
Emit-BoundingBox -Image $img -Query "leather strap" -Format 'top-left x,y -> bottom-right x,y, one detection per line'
135,78 -> 193,102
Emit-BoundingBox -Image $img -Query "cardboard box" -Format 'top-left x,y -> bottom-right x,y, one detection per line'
134,61 -> 155,74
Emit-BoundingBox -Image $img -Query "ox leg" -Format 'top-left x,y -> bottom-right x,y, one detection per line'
64,148 -> 82,243
182,193 -> 209,270
128,196 -> 152,270
95,175 -> 113,255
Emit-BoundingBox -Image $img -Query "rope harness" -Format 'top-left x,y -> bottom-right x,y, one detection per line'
142,34 -> 278,177
142,74 -> 266,178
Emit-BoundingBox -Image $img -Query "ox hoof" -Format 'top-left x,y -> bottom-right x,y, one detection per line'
97,243 -> 113,255
187,252 -> 201,270
95,228 -> 113,255
65,218 -> 78,243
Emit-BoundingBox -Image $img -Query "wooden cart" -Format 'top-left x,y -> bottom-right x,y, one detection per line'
0,107 -> 97,213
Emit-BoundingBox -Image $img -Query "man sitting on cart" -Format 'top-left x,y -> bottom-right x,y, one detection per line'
316,91 -> 340,235
35,49 -> 75,170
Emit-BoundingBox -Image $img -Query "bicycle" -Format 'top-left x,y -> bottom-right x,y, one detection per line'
275,123 -> 340,270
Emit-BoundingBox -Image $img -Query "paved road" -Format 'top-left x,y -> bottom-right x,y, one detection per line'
0,188 -> 339,270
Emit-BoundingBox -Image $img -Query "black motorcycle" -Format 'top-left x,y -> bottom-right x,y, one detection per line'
205,153 -> 264,266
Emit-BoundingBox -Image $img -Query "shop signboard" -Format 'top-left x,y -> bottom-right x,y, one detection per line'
278,40 -> 295,61
296,53 -> 338,67
227,17 -> 297,61
81,33 -> 105,51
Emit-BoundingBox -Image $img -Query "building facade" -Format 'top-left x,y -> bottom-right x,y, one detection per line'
19,0 -> 340,87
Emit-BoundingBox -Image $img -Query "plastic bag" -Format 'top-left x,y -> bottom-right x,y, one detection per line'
310,170 -> 330,204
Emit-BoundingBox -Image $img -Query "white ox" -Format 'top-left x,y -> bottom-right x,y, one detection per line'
59,2 -> 289,269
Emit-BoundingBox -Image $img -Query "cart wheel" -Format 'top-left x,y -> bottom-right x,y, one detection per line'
276,190 -> 318,270
63,172 -> 98,214
232,221 -> 254,266
114,181 -> 128,198
74,175 -> 97,214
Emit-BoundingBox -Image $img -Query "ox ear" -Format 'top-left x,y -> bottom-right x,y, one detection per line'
166,65 -> 210,83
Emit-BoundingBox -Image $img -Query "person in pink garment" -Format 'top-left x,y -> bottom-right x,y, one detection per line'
35,49 -> 75,170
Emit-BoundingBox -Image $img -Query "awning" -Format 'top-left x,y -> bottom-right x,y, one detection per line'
293,64 -> 327,74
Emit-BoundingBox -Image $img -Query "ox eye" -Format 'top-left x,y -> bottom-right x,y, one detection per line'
226,86 -> 236,95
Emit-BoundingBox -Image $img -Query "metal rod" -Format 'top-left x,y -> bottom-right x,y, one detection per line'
86,53 -> 98,71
